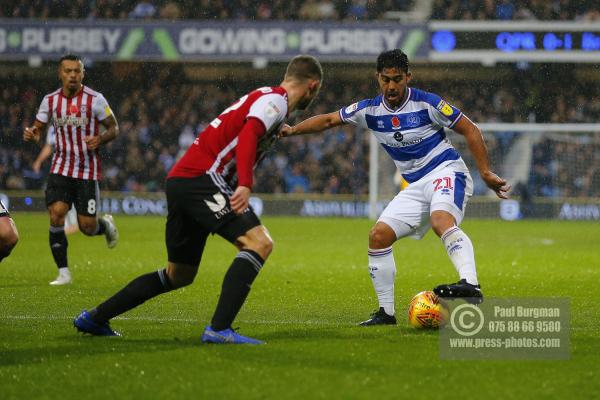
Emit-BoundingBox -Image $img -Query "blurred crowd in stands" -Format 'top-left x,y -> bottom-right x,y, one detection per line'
1,63 -> 599,197
530,136 -> 600,198
3,1 -> 599,21
432,0 -> 600,21
1,0 -> 412,21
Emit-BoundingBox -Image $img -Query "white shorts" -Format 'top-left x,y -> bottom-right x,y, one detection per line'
378,161 -> 473,240
0,199 -> 9,217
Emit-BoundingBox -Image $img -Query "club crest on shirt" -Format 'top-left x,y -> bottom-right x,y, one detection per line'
407,114 -> 420,126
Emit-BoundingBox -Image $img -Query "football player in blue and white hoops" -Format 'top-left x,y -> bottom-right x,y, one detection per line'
281,49 -> 510,325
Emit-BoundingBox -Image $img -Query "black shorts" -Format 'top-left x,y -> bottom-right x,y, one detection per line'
165,175 -> 261,267
45,174 -> 100,217
0,199 -> 9,217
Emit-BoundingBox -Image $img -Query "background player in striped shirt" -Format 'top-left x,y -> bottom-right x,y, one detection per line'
32,126 -> 80,236
73,55 -> 323,344
23,54 -> 119,285
282,49 -> 510,325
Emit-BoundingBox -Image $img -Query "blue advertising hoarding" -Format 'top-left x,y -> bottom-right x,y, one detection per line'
0,19 -> 428,62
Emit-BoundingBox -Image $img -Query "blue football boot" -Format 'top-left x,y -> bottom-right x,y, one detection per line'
201,326 -> 264,344
74,310 -> 121,337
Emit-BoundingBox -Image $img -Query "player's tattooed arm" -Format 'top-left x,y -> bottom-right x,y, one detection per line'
281,111 -> 344,137
23,120 -> 47,144
85,114 -> 119,150
452,115 -> 511,199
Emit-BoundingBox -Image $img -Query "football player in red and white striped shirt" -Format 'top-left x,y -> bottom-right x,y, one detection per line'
75,55 -> 323,343
23,54 -> 119,286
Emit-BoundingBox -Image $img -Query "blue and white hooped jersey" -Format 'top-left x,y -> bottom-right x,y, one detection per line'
339,87 -> 467,183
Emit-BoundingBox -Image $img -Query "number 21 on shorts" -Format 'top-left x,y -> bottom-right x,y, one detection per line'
433,177 -> 453,191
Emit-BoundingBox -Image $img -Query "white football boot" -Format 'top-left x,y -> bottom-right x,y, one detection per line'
50,268 -> 72,285
101,214 -> 119,249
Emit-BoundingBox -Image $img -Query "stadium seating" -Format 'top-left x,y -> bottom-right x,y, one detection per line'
2,64 -> 599,196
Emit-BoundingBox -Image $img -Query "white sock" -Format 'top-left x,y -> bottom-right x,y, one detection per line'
441,226 -> 478,285
368,247 -> 396,315
59,267 -> 71,276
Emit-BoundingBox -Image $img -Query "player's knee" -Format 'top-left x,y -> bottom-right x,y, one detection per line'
369,225 -> 395,248
249,235 -> 273,260
166,266 -> 197,288
258,236 -> 274,260
48,204 -> 69,226
368,227 -> 383,247
78,221 -> 97,236
430,211 -> 455,237
49,214 -> 65,227
7,230 -> 18,250
169,275 -> 195,289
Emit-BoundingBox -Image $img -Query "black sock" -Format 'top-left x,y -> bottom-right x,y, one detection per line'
90,268 -> 173,323
95,217 -> 107,236
211,250 -> 264,331
49,226 -> 68,270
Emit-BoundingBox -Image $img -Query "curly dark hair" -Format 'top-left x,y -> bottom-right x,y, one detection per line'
376,49 -> 409,73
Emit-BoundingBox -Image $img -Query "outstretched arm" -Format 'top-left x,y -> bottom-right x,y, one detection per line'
281,111 -> 345,137
452,115 -> 511,199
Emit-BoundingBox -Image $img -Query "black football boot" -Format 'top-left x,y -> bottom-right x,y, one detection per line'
358,307 -> 397,326
433,279 -> 483,304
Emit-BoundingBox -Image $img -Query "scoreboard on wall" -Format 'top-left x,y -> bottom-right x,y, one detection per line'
429,21 -> 600,64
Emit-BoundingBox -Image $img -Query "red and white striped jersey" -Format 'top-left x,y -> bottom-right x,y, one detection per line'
35,85 -> 113,181
168,86 -> 288,188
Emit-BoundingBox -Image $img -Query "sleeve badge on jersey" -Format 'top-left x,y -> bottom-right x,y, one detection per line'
436,100 -> 454,117
265,101 -> 281,118
345,102 -> 358,115
104,105 -> 112,117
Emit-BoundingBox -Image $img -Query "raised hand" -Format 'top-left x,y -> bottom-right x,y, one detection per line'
23,126 -> 41,143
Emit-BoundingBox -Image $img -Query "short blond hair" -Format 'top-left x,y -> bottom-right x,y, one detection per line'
284,55 -> 323,82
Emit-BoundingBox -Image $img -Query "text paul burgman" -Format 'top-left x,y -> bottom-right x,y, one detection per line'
494,306 -> 560,319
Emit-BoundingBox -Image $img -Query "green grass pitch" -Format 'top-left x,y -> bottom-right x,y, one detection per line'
1,213 -> 599,399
